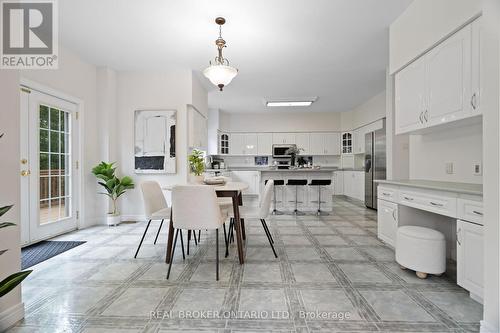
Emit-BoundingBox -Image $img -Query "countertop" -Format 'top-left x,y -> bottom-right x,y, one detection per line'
375,179 -> 483,196
206,167 -> 364,172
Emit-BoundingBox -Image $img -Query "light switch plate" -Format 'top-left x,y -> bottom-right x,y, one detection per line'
473,162 -> 482,176
445,162 -> 454,175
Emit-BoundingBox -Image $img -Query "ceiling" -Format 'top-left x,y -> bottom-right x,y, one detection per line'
59,0 -> 413,113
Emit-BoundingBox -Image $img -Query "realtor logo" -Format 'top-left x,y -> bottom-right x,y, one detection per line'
1,0 -> 58,69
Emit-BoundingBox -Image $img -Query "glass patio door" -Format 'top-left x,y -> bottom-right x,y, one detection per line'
20,88 -> 79,245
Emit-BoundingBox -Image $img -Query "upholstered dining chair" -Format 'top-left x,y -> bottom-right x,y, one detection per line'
168,185 -> 228,280
135,181 -> 172,258
227,179 -> 277,258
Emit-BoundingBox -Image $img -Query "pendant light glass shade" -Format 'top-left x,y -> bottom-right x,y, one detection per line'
203,64 -> 238,91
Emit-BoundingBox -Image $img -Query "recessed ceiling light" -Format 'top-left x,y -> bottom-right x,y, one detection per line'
266,101 -> 314,107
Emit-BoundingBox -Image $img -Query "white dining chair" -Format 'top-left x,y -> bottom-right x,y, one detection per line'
135,181 -> 172,258
228,179 -> 277,258
168,185 -> 228,280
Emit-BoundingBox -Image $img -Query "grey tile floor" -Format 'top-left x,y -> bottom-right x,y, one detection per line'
9,197 -> 482,333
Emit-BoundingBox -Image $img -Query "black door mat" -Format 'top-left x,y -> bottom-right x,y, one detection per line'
21,240 -> 86,269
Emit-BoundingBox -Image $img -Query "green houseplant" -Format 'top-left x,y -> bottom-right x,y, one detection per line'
0,133 -> 32,298
92,162 -> 135,226
188,149 -> 205,183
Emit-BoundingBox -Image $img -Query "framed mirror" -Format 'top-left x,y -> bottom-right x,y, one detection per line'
134,109 -> 176,173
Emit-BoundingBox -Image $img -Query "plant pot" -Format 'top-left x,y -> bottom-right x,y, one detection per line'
107,214 -> 121,226
189,174 -> 204,184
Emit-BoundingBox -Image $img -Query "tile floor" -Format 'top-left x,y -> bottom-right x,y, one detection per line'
9,197 -> 483,332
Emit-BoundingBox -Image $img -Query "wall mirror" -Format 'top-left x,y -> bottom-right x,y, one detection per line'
134,110 -> 176,173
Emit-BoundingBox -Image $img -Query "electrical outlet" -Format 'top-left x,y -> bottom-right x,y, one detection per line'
473,162 -> 482,176
445,162 -> 454,175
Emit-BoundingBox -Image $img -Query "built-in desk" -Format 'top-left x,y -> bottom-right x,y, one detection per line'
375,179 -> 484,303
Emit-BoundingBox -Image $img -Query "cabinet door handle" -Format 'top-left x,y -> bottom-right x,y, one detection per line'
471,93 -> 477,110
456,228 -> 462,246
419,112 -> 423,124
424,110 -> 429,122
382,192 -> 391,196
430,201 -> 443,207
392,210 -> 397,221
403,196 -> 414,201
472,210 -> 483,216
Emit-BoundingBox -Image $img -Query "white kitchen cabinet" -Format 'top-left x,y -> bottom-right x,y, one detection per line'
341,132 -> 353,154
273,132 -> 296,145
229,133 -> 245,155
457,220 -> 484,300
353,128 -> 366,154
257,133 -> 273,155
353,171 -> 365,201
229,133 -> 257,155
395,56 -> 426,134
395,19 -> 481,135
188,106 -> 208,149
426,25 -> 472,128
377,199 -> 398,247
284,180 -> 308,210
295,133 -> 310,154
231,171 -> 260,195
309,133 -> 340,155
333,171 -> 343,195
343,171 -> 354,198
219,132 -> 229,155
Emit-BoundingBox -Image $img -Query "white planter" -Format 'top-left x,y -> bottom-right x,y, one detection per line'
189,174 -> 204,184
107,214 -> 121,226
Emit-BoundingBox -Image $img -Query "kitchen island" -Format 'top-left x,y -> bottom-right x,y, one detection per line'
207,167 -> 337,212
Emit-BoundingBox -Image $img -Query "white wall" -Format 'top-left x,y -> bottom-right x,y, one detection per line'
21,46 -> 102,227
409,123 -> 483,184
220,111 -> 342,132
0,71 -> 24,331
341,91 -> 386,130
480,0 -> 499,331
115,69 -> 195,219
390,0 -> 482,73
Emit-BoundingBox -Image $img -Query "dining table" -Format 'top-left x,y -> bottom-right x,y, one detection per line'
163,181 -> 249,264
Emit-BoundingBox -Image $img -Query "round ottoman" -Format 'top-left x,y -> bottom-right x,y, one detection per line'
395,226 -> 446,279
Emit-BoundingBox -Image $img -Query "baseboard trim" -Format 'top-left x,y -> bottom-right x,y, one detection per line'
0,302 -> 25,332
480,320 -> 498,333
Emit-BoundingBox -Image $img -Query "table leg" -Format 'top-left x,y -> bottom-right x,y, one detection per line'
165,210 -> 174,263
232,193 -> 245,264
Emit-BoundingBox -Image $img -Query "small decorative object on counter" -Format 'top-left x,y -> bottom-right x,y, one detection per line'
92,162 -> 135,226
285,146 -> 304,167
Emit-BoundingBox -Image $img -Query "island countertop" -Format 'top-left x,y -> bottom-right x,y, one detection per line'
224,167 -> 338,172
375,179 -> 483,196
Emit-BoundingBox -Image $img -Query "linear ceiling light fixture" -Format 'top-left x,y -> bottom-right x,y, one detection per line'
265,98 -> 317,107
203,17 -> 238,91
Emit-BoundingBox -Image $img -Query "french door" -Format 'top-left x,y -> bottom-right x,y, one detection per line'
20,87 -> 79,246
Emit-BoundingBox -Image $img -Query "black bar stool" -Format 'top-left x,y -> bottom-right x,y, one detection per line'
286,179 -> 308,215
309,179 -> 332,216
265,179 -> 285,215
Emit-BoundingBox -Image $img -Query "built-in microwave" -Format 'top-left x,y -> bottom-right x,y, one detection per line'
273,144 -> 295,158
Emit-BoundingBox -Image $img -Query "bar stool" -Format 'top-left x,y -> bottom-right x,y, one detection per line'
309,179 -> 332,216
286,179 -> 308,215
265,179 -> 285,215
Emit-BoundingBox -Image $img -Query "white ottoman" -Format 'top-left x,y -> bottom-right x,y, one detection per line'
395,226 -> 446,279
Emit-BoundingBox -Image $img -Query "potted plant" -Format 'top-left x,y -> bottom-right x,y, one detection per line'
92,162 -> 135,226
188,149 -> 205,183
285,146 -> 304,167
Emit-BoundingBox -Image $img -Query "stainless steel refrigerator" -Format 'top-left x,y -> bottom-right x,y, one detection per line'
364,119 -> 386,209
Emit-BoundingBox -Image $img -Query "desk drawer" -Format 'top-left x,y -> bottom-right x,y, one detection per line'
457,198 -> 483,225
378,186 -> 398,203
399,190 -> 456,218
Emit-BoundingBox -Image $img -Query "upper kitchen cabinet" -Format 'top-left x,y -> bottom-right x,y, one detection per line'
353,128 -> 366,154
273,132 -> 296,145
310,133 -> 340,155
341,132 -> 353,154
295,133 -> 310,154
395,56 -> 426,134
395,18 -> 481,135
257,133 -> 273,155
219,132 -> 229,155
188,106 -> 208,149
230,133 -> 258,155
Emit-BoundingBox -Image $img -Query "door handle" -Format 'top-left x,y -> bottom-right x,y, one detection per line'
429,201 -> 443,207
424,110 -> 429,122
403,196 -> 413,201
392,210 -> 397,221
472,210 -> 483,216
456,228 -> 462,246
21,170 -> 31,177
471,93 -> 477,110
419,112 -> 424,124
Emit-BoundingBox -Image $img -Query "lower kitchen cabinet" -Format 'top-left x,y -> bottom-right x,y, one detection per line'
343,171 -> 364,201
333,171 -> 343,195
377,199 -> 398,247
231,171 -> 260,195
457,219 -> 484,300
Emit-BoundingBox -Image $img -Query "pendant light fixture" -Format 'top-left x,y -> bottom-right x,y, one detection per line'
203,17 -> 238,91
